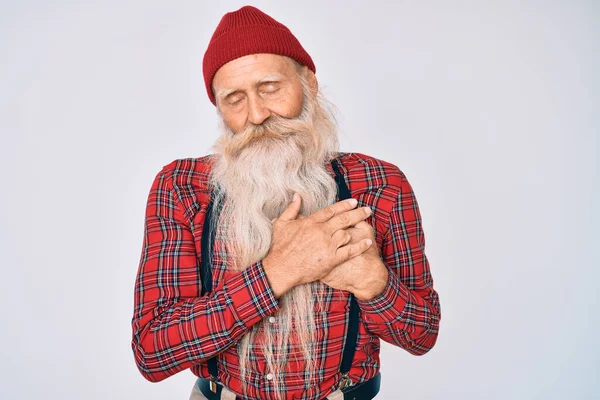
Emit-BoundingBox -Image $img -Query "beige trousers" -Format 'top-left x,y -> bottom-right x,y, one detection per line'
188,380 -> 237,400
188,380 -> 345,400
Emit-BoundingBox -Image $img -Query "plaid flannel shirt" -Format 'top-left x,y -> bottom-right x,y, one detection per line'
131,151 -> 441,399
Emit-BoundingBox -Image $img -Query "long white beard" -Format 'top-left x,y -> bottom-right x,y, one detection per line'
208,76 -> 340,398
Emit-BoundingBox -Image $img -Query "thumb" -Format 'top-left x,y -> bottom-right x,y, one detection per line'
278,192 -> 301,221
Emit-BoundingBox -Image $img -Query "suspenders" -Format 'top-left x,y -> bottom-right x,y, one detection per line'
331,159 -> 360,390
200,158 -> 360,392
199,195 -> 219,392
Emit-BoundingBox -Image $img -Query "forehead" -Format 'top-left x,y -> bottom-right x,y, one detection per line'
212,53 -> 295,92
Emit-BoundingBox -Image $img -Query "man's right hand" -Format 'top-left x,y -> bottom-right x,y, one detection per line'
262,193 -> 373,298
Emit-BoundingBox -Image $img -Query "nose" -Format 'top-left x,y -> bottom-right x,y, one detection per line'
247,93 -> 271,126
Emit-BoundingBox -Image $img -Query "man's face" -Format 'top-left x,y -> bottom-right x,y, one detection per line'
212,53 -> 306,134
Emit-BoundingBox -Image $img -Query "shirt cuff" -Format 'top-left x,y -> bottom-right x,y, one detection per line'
224,260 -> 281,328
356,269 -> 409,325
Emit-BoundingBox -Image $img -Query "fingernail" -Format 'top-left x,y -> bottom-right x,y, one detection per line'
364,206 -> 372,215
366,239 -> 372,246
349,198 -> 358,206
293,193 -> 299,201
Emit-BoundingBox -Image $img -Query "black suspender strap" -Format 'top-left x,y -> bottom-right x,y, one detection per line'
331,158 -> 361,389
200,194 -> 219,392
199,158 -> 360,393
200,197 -> 215,296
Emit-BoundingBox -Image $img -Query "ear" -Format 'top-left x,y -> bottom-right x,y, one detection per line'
306,68 -> 319,97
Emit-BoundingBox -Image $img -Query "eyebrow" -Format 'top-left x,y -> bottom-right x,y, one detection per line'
215,73 -> 286,101
258,73 -> 284,83
215,87 -> 237,101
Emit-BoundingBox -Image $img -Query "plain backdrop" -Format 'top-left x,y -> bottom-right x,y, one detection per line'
0,1 -> 598,399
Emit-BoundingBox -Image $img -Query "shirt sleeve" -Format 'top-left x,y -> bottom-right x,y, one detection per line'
130,165 -> 280,382
356,172 -> 441,356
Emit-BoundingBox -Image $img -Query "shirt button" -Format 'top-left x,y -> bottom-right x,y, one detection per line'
268,316 -> 276,323
266,373 -> 274,380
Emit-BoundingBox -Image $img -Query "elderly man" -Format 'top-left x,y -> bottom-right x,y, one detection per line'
131,5 -> 441,400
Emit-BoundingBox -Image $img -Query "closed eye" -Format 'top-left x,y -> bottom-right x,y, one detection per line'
227,95 -> 245,106
262,87 -> 280,95
260,82 -> 281,94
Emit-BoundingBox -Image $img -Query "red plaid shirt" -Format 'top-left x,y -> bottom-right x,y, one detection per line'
131,151 -> 441,399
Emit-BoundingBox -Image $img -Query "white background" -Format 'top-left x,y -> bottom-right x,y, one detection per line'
1,1 -> 598,399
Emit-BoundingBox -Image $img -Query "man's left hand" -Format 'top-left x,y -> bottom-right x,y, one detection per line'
319,220 -> 389,301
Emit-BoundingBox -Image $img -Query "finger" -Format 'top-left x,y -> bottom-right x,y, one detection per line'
334,238 -> 372,264
331,229 -> 352,248
310,198 -> 359,224
353,221 -> 375,237
325,206 -> 372,235
278,193 -> 302,221
342,225 -> 371,244
354,220 -> 371,229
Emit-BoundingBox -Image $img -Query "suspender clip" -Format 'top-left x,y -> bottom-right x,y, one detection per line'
209,377 -> 217,393
339,372 -> 352,390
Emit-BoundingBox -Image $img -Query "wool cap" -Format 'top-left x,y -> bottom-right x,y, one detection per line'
202,5 -> 316,105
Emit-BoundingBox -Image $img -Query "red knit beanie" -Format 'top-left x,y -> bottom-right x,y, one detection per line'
202,5 -> 316,105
